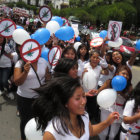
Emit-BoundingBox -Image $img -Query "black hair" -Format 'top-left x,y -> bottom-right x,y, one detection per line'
111,50 -> 125,67
128,82 -> 140,113
77,43 -> 89,61
15,43 -> 25,71
105,51 -> 113,64
61,46 -> 77,60
89,49 -> 100,58
54,58 -> 78,77
112,65 -> 132,95
0,36 -> 6,58
32,76 -> 84,136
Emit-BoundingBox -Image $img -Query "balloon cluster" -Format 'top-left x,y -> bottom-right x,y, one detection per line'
97,75 -> 127,109
55,26 -> 74,41
31,28 -> 50,45
12,29 -> 31,45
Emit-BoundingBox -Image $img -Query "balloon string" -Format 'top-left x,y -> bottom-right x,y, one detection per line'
100,107 -> 123,120
114,101 -> 117,111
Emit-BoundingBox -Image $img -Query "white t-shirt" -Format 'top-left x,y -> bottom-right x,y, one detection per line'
77,59 -> 89,78
45,113 -> 90,140
122,99 -> 140,133
83,62 -> 102,91
0,44 -> 12,67
15,58 -> 50,98
98,66 -> 116,87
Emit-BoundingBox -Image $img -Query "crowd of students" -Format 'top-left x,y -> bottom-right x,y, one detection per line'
0,14 -> 140,140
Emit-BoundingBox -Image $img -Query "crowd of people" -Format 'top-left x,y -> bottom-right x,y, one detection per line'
0,13 -> 140,140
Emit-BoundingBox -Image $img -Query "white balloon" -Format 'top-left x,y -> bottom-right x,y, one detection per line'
73,42 -> 82,51
82,69 -> 97,92
25,118 -> 43,140
46,20 -> 60,35
12,29 -> 31,45
108,37 -> 123,48
97,88 -> 117,109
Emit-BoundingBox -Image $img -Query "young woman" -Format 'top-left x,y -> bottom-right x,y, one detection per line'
14,44 -> 51,140
120,82 -> 140,140
32,76 -> 119,140
54,58 -> 78,79
98,65 -> 133,140
111,50 -> 138,70
0,36 -> 15,99
82,50 -> 104,121
77,43 -> 89,79
61,46 -> 77,60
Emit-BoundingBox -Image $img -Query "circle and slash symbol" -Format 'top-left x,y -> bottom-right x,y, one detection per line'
20,39 -> 41,63
108,22 -> 121,41
0,19 -> 16,38
90,37 -> 103,47
39,6 -> 52,23
48,46 -> 62,66
61,17 -> 70,26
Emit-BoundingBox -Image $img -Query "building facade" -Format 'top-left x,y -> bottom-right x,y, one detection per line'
3,0 -> 69,9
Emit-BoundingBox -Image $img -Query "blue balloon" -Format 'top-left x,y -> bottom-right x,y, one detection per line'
51,16 -> 63,27
76,36 -> 81,41
111,75 -> 127,91
33,28 -> 50,45
99,30 -> 107,39
41,48 -> 49,61
16,25 -> 24,29
55,26 -> 74,41
31,34 -> 36,39
135,40 -> 140,51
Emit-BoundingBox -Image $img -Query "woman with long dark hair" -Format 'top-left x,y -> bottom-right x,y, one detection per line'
77,43 -> 89,79
54,58 -> 78,79
14,43 -> 51,140
32,76 -> 119,140
98,65 -> 133,140
120,82 -> 140,140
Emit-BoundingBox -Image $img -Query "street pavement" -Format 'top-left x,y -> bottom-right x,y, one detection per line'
0,66 -> 140,140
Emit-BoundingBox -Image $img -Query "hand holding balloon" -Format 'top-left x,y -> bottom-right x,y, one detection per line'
86,89 -> 98,97
82,68 -> 88,78
105,112 -> 119,125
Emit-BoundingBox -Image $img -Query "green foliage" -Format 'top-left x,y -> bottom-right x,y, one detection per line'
16,1 -> 27,8
88,2 -> 137,29
75,9 -> 95,23
6,2 -> 15,8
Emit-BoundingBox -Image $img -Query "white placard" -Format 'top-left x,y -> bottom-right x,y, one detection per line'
107,21 -> 122,41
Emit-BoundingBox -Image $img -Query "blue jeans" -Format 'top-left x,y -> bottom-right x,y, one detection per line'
0,67 -> 11,91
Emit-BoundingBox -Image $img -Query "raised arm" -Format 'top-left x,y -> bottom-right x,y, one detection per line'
14,62 -> 30,86
89,112 -> 119,137
128,51 -> 139,66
